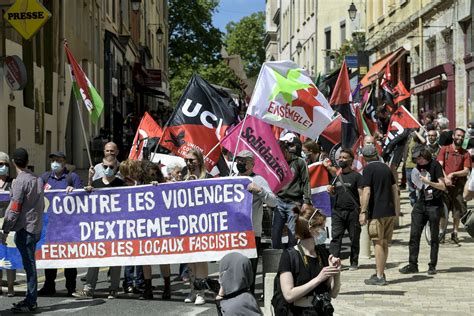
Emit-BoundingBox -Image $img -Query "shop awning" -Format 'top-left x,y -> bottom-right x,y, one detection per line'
411,77 -> 443,94
360,47 -> 405,88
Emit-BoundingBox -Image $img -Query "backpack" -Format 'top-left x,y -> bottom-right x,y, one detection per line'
271,247 -> 304,316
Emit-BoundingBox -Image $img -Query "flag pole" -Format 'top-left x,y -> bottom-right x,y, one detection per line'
74,97 -> 94,168
228,113 -> 249,174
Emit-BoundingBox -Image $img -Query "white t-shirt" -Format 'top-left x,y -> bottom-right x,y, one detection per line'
468,172 -> 474,192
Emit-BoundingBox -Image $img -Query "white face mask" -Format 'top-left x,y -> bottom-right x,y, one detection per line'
0,165 -> 8,176
51,161 -> 62,172
104,167 -> 115,178
313,229 -> 328,245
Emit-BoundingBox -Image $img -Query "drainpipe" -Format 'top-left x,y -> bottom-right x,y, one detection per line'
57,0 -> 65,151
314,0 -> 318,77
419,0 -> 423,72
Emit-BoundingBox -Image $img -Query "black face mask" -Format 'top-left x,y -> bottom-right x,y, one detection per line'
416,160 -> 431,170
236,163 -> 247,173
338,160 -> 349,169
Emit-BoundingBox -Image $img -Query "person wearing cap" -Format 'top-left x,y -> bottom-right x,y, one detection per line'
359,145 -> 399,286
0,151 -> 16,297
37,151 -> 82,297
1,148 -> 44,312
272,139 -> 312,249
235,149 -> 277,293
399,148 -> 445,276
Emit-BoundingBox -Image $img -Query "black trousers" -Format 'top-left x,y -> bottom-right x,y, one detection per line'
250,237 -> 261,294
409,201 -> 441,268
329,209 -> 361,266
43,268 -> 77,292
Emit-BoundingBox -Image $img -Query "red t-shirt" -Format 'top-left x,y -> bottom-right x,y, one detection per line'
437,145 -> 472,176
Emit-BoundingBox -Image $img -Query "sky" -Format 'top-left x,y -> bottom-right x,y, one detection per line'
213,0 -> 265,33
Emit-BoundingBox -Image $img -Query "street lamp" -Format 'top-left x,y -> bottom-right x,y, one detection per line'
131,0 -> 141,13
296,41 -> 302,54
348,2 -> 357,21
156,26 -> 164,42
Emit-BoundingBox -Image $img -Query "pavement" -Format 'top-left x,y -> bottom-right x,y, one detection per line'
0,190 -> 473,315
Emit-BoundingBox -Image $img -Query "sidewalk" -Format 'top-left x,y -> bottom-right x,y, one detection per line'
332,191 -> 474,316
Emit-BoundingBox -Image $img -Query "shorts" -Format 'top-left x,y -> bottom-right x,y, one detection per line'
368,216 -> 396,241
443,180 -> 467,219
389,145 -> 404,167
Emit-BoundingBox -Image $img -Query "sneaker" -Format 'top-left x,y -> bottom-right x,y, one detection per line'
427,266 -> 437,275
72,290 -> 93,300
451,232 -> 460,244
349,265 -> 359,271
11,301 -> 37,313
364,276 -> 387,286
38,286 -> 56,296
80,276 -> 87,282
107,290 -> 117,299
184,292 -> 196,303
399,264 -> 419,274
194,293 -> 206,305
123,285 -> 135,294
439,232 -> 445,244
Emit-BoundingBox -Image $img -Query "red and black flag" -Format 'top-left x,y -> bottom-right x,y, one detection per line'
318,115 -> 342,166
129,112 -> 163,160
160,74 -> 239,171
329,60 -> 359,150
393,80 -> 411,104
380,63 -> 395,111
361,86 -> 379,136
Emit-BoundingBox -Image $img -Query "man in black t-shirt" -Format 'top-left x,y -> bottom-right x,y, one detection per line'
399,149 -> 445,276
360,145 -> 399,286
328,149 -> 362,270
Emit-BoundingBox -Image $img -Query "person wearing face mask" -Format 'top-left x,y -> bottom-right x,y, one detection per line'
235,150 -> 277,294
73,155 -> 125,300
38,151 -> 82,297
327,149 -> 362,271
0,152 -> 16,297
91,142 -> 122,181
302,140 -> 321,164
399,149 -> 445,275
276,207 -> 341,316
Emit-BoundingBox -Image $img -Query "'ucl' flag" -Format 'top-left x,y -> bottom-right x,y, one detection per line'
129,112 -> 163,160
248,61 -> 334,139
64,41 -> 104,124
220,115 -> 294,192
160,75 -> 239,171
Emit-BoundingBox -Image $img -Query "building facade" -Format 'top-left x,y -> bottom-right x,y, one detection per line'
0,0 -> 169,172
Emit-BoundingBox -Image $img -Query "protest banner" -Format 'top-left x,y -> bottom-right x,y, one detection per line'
0,177 -> 256,269
221,115 -> 294,192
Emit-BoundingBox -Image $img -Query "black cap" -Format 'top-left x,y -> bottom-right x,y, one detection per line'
12,148 -> 28,165
48,151 -> 66,159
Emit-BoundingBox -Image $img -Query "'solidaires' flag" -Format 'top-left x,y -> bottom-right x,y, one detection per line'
248,60 -> 334,139
64,41 -> 103,124
330,60 -> 359,150
220,115 -> 293,192
129,112 -> 163,160
160,74 -> 239,171
308,162 -> 331,217
393,80 -> 411,104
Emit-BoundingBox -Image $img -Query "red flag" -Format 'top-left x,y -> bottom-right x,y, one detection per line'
393,80 -> 411,104
388,105 -> 421,132
361,87 -> 379,135
129,112 -> 163,160
380,63 -> 395,111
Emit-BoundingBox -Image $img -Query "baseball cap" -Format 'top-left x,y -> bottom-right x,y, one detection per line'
236,150 -> 254,160
361,145 -> 377,158
48,151 -> 66,159
12,148 -> 29,165
279,132 -> 297,143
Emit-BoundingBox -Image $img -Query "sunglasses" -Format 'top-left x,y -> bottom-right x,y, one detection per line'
102,164 -> 115,169
184,158 -> 196,163
0,162 -> 8,167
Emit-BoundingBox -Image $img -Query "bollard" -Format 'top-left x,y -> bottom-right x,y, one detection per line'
264,272 -> 277,316
359,224 -> 371,259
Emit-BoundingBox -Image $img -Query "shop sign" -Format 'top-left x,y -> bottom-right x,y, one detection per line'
4,55 -> 27,90
4,0 -> 52,40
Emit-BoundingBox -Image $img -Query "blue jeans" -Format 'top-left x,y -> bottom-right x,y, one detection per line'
15,229 -> 40,306
271,199 -> 298,249
406,168 -> 417,206
123,265 -> 144,287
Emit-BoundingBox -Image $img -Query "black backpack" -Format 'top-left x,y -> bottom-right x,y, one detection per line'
271,247 -> 303,316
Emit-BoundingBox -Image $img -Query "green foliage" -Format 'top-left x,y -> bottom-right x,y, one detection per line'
333,33 -> 366,68
224,12 -> 265,79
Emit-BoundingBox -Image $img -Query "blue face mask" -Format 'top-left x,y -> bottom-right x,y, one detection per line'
314,229 -> 328,245
0,165 -> 9,176
51,161 -> 62,172
104,167 -> 115,178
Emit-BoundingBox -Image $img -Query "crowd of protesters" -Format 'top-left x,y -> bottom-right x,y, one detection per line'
0,112 -> 473,314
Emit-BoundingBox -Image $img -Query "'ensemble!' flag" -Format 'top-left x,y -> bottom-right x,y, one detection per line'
393,80 -> 411,104
160,74 -> 239,171
330,60 -> 359,150
64,41 -> 104,124
308,162 -> 331,217
248,60 -> 334,139
129,112 -> 163,160
220,115 -> 293,192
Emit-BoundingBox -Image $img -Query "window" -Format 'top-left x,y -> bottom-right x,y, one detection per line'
426,38 -> 436,69
443,30 -> 453,62
340,21 -> 346,44
325,28 -> 331,50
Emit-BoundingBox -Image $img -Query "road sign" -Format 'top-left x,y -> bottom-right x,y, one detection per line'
4,0 -> 52,40
345,55 -> 358,68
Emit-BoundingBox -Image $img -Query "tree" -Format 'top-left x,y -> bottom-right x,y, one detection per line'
224,12 -> 265,79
